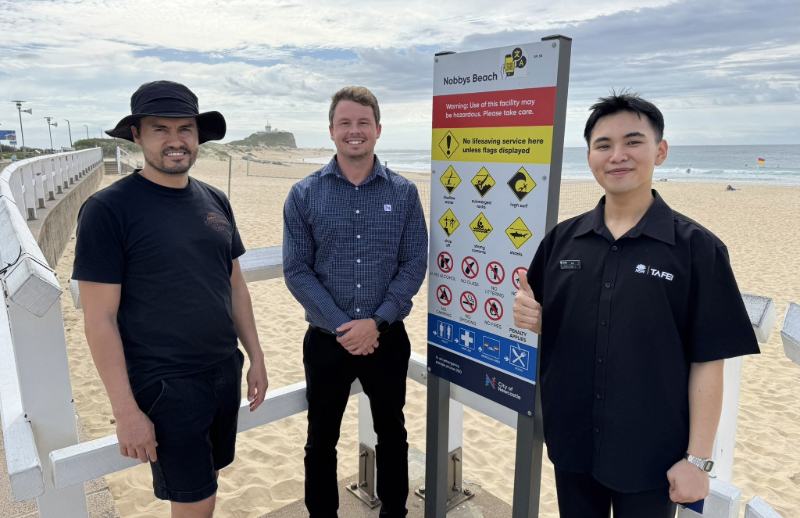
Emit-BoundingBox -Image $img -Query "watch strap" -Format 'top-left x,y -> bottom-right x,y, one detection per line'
372,315 -> 390,333
684,453 -> 714,472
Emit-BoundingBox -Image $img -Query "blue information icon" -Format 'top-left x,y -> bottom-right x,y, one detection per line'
508,343 -> 530,371
481,336 -> 501,359
456,328 -> 476,350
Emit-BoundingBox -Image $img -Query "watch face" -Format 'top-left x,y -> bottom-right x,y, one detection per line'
703,460 -> 714,472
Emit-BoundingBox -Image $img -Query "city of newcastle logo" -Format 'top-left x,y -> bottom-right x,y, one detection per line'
485,375 -> 496,389
205,212 -> 232,233
501,47 -> 528,79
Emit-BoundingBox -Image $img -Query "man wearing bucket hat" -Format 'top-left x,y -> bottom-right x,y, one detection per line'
73,80 -> 268,517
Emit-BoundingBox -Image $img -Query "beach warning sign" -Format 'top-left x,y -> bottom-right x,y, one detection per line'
438,209 -> 460,237
427,38 -> 570,416
440,165 -> 462,194
507,167 -> 536,201
506,217 -> 533,249
471,167 -> 496,197
469,213 -> 493,242
438,130 -> 460,158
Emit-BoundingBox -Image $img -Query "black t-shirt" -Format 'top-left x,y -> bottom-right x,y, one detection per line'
528,190 -> 759,492
72,171 -> 246,393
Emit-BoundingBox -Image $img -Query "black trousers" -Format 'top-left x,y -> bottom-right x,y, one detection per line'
303,322 -> 411,518
555,468 -> 678,518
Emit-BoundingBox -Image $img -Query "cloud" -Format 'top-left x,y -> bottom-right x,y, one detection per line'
0,0 -> 797,148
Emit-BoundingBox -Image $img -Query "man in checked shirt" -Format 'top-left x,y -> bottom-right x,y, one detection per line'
283,86 -> 428,518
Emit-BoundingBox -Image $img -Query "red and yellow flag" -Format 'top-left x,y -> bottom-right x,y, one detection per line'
758,158 -> 765,165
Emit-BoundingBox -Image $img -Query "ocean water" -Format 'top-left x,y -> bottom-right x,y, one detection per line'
306,145 -> 800,185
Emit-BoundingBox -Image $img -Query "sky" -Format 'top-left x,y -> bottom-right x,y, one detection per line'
1,0 -> 798,151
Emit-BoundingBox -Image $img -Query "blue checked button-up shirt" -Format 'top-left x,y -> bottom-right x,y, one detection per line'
283,156 -> 428,333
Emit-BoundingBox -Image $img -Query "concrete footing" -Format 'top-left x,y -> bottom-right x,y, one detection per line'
260,449 -> 511,518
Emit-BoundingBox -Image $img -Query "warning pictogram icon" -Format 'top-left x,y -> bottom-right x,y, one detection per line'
438,131 -> 459,158
486,261 -> 505,285
471,167 -> 496,198
470,212 -> 493,242
462,256 -> 479,279
437,285 -> 453,306
440,165 -> 461,194
505,217 -> 532,249
437,251 -> 453,273
438,209 -> 460,237
485,298 -> 503,321
512,267 -> 528,290
507,166 -> 536,201
460,291 -> 477,314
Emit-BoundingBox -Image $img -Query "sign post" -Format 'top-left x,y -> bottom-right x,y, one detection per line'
425,35 -> 571,517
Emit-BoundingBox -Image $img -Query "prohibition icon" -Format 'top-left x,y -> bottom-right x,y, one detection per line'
437,251 -> 453,273
462,256 -> 479,279
460,291 -> 477,314
485,298 -> 503,321
486,261 -> 505,285
437,285 -> 453,306
512,267 -> 528,290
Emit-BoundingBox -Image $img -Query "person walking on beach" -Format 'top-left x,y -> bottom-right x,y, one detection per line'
73,81 -> 268,518
513,92 -> 759,518
283,86 -> 428,518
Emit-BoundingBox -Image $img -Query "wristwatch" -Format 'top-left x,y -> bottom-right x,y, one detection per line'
684,453 -> 714,473
372,316 -> 390,333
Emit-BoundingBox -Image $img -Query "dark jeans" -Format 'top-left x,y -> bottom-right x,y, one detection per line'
555,468 -> 678,518
303,322 -> 411,518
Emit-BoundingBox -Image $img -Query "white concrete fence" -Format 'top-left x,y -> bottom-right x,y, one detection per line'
0,151 -> 792,516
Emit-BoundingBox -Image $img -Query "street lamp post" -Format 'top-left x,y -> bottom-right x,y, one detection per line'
82,124 -> 89,139
63,119 -> 73,147
12,101 -> 30,158
44,117 -> 58,153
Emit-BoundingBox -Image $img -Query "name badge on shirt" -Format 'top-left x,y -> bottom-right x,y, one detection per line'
560,260 -> 581,270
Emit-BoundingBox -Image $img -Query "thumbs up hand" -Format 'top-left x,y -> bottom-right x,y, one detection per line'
514,275 -> 542,334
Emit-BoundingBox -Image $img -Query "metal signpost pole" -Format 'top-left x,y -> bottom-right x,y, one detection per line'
64,119 -> 73,147
425,35 -> 571,518
83,124 -> 89,139
13,101 -> 27,158
228,156 -> 232,199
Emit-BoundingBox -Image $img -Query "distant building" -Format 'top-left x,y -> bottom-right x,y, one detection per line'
255,121 -> 288,135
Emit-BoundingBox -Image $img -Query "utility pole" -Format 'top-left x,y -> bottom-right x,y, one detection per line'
83,124 -> 89,139
63,119 -> 73,147
12,101 -> 30,158
44,117 -> 57,153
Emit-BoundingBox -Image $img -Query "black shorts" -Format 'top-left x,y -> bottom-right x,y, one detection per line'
133,350 -> 244,503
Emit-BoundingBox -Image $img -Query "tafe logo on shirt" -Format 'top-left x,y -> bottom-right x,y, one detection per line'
635,264 -> 674,281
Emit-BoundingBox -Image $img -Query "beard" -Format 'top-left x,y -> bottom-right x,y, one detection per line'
142,145 -> 198,175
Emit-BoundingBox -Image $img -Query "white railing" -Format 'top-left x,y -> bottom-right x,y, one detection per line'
115,146 -> 142,175
1,149 -> 103,221
0,148 -> 103,517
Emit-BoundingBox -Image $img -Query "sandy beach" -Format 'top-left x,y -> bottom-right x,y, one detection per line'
54,150 -> 800,518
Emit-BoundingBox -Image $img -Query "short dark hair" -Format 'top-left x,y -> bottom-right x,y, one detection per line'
329,86 -> 380,126
584,91 -> 664,146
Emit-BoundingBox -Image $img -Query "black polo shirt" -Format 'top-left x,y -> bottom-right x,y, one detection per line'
528,190 -> 759,492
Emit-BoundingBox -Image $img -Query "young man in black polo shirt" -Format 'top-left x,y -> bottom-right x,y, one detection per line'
73,81 -> 268,518
513,92 -> 759,517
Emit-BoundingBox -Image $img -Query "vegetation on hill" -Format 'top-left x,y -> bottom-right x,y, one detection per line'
74,138 -> 139,157
227,132 -> 297,148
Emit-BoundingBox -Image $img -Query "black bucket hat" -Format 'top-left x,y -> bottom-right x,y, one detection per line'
106,80 -> 226,144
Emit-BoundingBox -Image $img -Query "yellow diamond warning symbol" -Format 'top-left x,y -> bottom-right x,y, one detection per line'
438,209 -> 460,237
471,167 -> 496,198
470,212 -> 493,242
438,131 -> 459,159
507,167 -> 536,201
440,165 -> 461,194
506,217 -> 532,249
